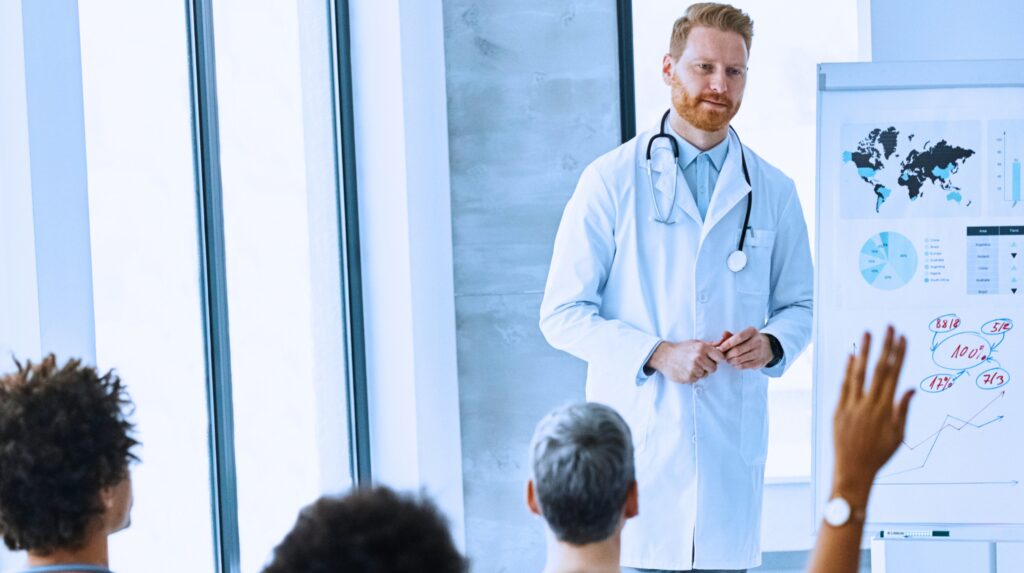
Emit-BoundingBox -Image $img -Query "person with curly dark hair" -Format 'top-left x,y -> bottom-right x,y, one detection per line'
0,355 -> 138,573
262,486 -> 467,573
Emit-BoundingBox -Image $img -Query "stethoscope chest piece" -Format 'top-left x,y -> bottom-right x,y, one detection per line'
727,249 -> 748,273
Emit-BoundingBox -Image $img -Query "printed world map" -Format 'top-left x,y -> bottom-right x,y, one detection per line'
843,126 -> 976,213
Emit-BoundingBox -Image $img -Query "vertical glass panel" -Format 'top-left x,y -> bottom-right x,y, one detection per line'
631,2 -> 860,479
211,1 -> 352,570
77,1 -> 217,571
0,2 -> 40,568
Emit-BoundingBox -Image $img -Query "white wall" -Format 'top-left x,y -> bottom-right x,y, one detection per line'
871,0 -> 1024,62
349,0 -> 466,550
0,0 -> 40,368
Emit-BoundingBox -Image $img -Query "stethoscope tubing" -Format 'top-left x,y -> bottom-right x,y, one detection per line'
646,109 -> 754,261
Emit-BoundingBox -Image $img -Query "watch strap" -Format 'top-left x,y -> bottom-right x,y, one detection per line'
765,333 -> 783,367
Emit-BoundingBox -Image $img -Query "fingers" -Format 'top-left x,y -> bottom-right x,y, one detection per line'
689,364 -> 710,381
849,331 -> 870,402
880,334 -> 907,406
724,337 -> 755,360
706,345 -> 727,364
715,331 -> 734,346
696,354 -> 718,374
718,327 -> 756,353
869,326 -> 895,402
871,329 -> 907,419
839,353 -> 856,408
895,388 -> 914,432
726,346 -> 761,368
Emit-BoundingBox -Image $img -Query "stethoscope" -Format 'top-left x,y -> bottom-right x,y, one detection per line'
645,109 -> 753,273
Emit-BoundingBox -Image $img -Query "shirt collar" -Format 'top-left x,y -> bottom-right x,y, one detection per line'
667,123 -> 730,171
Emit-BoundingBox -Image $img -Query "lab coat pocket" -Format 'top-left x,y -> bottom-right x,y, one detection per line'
740,372 -> 769,466
734,229 -> 776,296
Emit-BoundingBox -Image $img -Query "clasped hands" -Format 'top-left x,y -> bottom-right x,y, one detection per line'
646,327 -> 773,384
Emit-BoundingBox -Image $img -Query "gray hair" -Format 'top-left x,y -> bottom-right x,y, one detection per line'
529,402 -> 635,545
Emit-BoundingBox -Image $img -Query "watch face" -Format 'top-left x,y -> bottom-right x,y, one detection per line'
825,496 -> 852,526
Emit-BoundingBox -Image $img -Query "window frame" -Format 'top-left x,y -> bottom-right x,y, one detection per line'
184,1 -> 370,570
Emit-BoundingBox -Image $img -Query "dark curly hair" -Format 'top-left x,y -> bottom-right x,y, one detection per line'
0,355 -> 138,553
263,487 -> 467,573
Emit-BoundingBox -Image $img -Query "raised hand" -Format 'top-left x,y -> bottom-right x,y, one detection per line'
832,326 -> 914,499
808,326 -> 915,573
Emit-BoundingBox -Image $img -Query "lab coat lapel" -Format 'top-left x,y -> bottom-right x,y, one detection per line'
701,130 -> 751,242
648,138 -> 702,226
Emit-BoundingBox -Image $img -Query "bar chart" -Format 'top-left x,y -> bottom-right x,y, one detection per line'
991,120 -> 1023,209
1012,159 -> 1021,205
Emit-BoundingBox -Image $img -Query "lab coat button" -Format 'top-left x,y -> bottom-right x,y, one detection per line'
698,293 -> 708,303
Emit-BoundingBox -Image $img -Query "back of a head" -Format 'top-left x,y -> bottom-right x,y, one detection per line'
263,486 -> 466,573
530,402 -> 635,545
0,355 -> 138,554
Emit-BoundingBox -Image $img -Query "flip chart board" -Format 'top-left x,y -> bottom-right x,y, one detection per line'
814,60 -> 1024,538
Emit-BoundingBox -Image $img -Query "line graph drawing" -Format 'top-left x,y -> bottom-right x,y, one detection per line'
859,314 -> 1019,492
878,391 -> 1006,480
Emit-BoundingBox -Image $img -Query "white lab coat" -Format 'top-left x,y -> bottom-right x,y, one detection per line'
539,126 -> 813,570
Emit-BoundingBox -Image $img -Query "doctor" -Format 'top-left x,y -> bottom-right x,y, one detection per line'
539,3 -> 812,572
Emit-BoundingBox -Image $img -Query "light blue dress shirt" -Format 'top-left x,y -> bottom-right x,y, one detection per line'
668,128 -> 730,222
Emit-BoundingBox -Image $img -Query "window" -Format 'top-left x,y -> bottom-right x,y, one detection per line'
209,1 -> 353,570
0,1 -> 218,570
0,2 -> 358,571
77,2 -> 219,570
629,1 -> 862,479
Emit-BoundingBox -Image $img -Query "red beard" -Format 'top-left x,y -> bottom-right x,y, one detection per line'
672,76 -> 740,132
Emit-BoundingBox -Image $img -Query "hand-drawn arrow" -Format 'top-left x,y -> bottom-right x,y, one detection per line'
878,391 -> 1006,480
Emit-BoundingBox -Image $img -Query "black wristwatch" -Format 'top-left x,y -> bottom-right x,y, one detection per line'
765,334 -> 783,368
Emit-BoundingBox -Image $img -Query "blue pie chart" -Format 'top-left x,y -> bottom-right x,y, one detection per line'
859,232 -> 917,290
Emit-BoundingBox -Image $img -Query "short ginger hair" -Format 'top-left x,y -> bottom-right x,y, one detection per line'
670,3 -> 754,59
0,355 -> 138,553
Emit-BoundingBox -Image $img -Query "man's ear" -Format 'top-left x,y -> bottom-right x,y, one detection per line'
662,54 -> 675,86
624,480 -> 639,519
526,480 -> 542,516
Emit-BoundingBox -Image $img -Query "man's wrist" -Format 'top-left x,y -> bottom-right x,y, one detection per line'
643,341 -> 665,376
764,333 -> 783,367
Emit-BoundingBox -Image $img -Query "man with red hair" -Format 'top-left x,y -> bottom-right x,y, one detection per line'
541,3 -> 814,571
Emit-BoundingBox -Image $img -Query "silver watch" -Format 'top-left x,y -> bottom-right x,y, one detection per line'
824,496 -> 853,527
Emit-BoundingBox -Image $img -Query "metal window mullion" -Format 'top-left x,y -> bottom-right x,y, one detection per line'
185,0 -> 241,572
617,0 -> 637,142
328,0 -> 372,487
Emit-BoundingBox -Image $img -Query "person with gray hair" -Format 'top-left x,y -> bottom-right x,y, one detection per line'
526,402 -> 639,573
